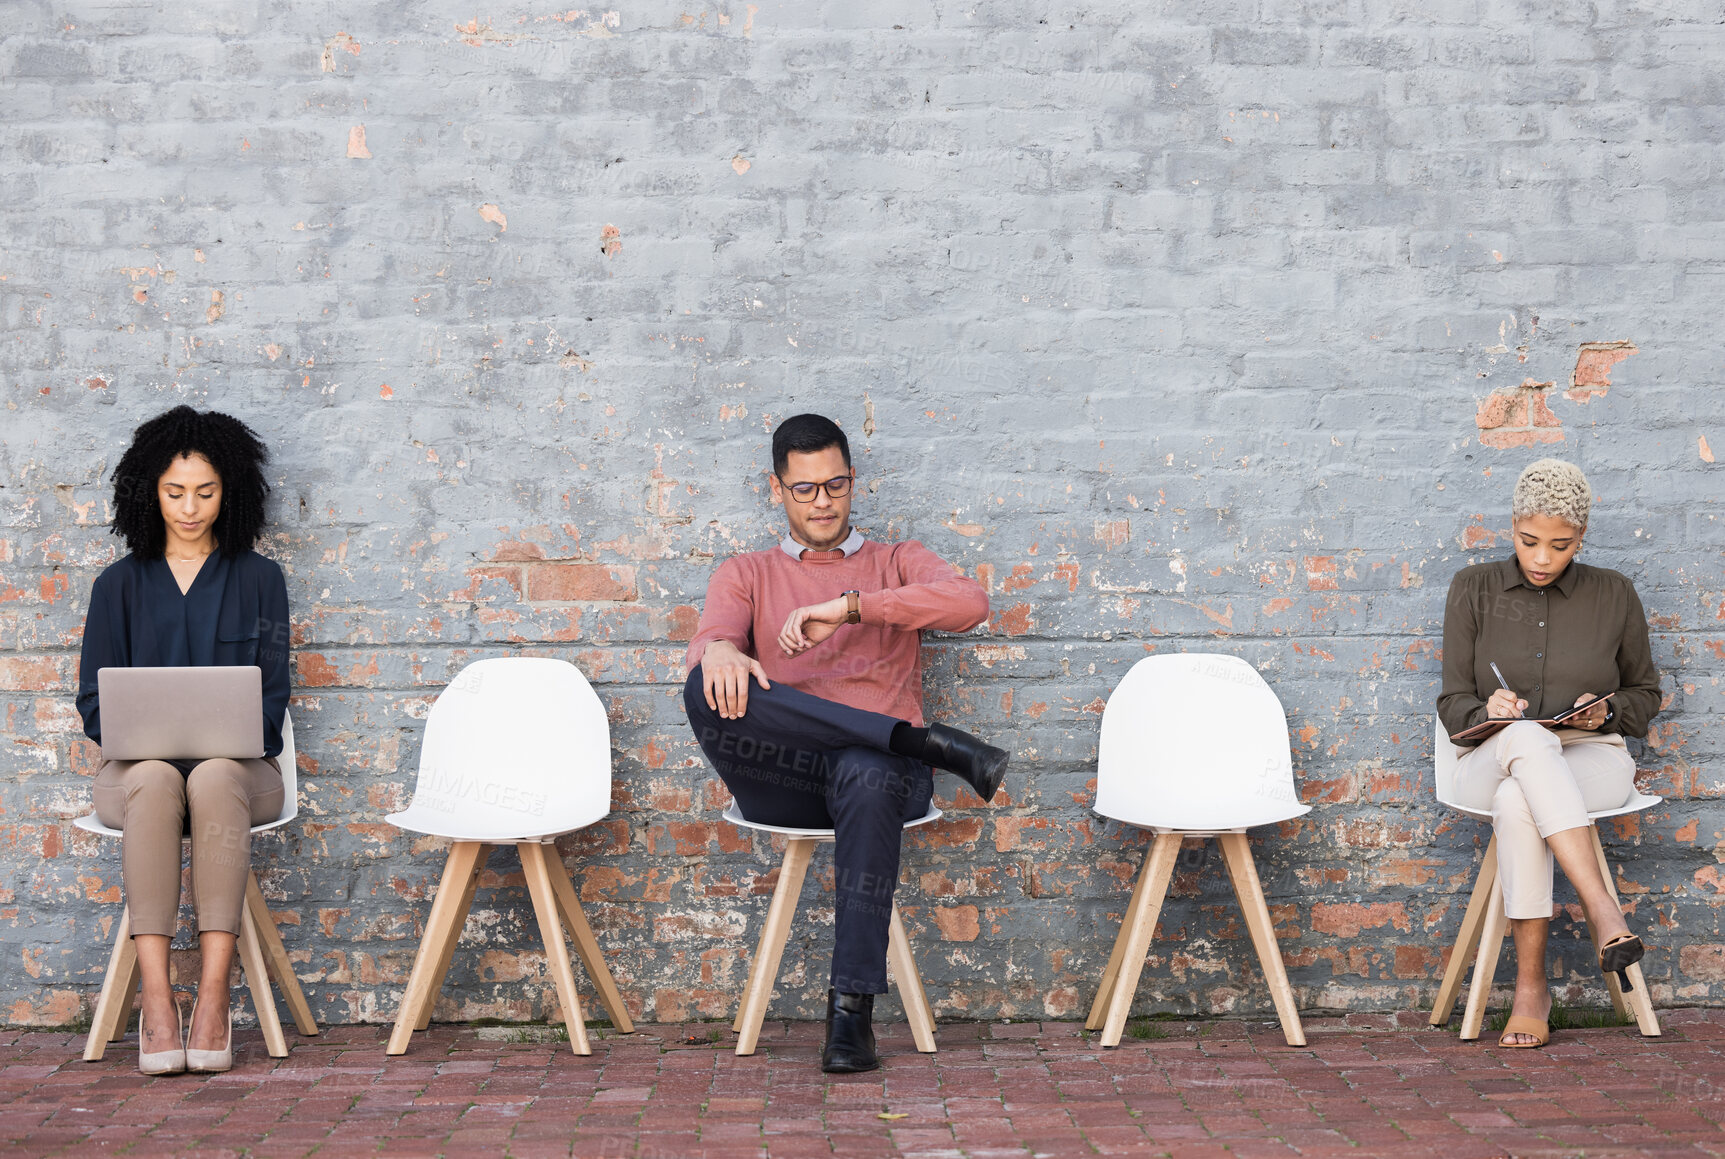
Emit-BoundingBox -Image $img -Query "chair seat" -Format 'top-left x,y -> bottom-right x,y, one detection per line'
719,801 -> 943,838
384,804 -> 603,844
1434,789 -> 1663,825
73,812 -> 295,840
1093,800 -> 1310,833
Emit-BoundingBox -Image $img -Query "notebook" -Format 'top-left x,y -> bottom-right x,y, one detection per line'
1447,691 -> 1619,744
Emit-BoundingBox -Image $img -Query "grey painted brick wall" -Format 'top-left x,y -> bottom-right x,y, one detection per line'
2,0 -> 1722,1029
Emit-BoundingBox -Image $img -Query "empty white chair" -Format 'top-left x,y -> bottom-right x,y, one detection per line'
1426,716 -> 1662,1039
77,711 -> 320,1061
1085,653 -> 1310,1047
723,801 -> 942,1057
385,657 -> 633,1056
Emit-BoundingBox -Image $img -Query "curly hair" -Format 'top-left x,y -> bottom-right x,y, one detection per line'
110,405 -> 271,559
1511,458 -> 1591,531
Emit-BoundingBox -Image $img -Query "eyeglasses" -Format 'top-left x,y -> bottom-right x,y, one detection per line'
780,474 -> 854,503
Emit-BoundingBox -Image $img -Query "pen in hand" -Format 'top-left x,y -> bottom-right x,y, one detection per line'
1488,661 -> 1524,719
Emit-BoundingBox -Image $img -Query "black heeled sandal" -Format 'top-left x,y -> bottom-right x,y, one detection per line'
1599,932 -> 1645,992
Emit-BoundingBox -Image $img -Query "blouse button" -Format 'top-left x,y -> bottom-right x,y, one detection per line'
1535,652 -> 1543,659
1538,621 -> 1545,627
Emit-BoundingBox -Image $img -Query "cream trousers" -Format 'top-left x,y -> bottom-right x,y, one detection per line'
93,757 -> 284,937
1452,721 -> 1635,920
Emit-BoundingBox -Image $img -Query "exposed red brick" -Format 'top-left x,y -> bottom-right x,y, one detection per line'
450,565 -> 523,601
295,653 -> 340,688
526,563 -> 637,602
1480,425 -> 1565,449
1304,556 -> 1338,591
993,602 -> 1032,635
1459,518 -> 1499,549
0,656 -> 69,691
1475,391 -> 1527,430
1568,340 -> 1637,403
1679,944 -> 1725,981
1311,901 -> 1410,937
932,904 -> 980,941
664,604 -> 700,641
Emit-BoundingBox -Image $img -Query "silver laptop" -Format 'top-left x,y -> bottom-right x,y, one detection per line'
96,666 -> 265,761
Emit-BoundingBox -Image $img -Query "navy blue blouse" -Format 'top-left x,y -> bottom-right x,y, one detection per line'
76,550 -> 291,758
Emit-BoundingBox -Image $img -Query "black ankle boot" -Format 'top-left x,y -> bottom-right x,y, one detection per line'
821,989 -> 879,1073
921,723 -> 1011,802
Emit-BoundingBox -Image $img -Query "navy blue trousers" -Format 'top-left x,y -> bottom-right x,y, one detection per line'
684,665 -> 932,994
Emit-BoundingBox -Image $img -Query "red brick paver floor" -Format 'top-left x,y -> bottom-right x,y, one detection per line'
4,1011 -> 1724,1157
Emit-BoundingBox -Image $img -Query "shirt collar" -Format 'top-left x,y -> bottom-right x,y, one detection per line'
1497,555 -> 1582,597
780,527 -> 865,561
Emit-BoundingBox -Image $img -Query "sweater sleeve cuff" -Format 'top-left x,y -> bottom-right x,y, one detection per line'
858,589 -> 888,627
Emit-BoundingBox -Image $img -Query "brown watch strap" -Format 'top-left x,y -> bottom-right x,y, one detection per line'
845,590 -> 861,624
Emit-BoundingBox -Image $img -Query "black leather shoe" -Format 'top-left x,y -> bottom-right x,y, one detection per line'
821,989 -> 879,1073
922,723 -> 1010,802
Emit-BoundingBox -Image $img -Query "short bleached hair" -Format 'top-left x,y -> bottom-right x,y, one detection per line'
1512,458 -> 1592,531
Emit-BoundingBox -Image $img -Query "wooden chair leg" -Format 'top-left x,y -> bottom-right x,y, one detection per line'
415,844 -> 490,1031
543,848 -> 635,1034
1430,836 -> 1498,1028
735,837 -> 816,1056
388,841 -> 487,1055
1086,840 -> 1157,1031
886,902 -> 936,1053
1459,877 -> 1509,1041
245,874 -> 319,1037
1218,832 -> 1306,1047
1099,832 -> 1182,1048
85,907 -> 138,1062
1580,831 -> 1634,1024
732,858 -> 783,1036
518,841 -> 591,1056
110,949 -> 142,1049
237,900 -> 289,1058
1588,826 -> 1661,1037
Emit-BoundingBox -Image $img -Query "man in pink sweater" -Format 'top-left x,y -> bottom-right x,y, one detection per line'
684,413 -> 1010,1073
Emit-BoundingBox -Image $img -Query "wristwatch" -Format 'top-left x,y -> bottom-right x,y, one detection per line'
843,590 -> 862,624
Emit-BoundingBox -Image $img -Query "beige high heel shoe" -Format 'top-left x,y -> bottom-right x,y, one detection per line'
138,998 -> 186,1075
185,998 -> 233,1073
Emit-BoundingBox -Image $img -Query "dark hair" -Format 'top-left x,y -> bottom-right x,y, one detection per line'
111,405 -> 271,560
771,413 -> 850,476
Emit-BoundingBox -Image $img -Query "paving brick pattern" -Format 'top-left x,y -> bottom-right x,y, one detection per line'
6,1013 -> 1725,1158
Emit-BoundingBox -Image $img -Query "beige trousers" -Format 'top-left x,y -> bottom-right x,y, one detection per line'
93,757 -> 284,937
1452,722 -> 1635,920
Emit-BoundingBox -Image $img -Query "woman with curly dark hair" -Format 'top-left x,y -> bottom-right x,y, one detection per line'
76,405 -> 290,1074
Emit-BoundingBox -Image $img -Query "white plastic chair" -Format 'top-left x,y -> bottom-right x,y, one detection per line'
384,657 -> 634,1056
1085,653 -> 1311,1047
76,711 -> 320,1060
722,801 -> 943,1057
1427,716 -> 1662,1039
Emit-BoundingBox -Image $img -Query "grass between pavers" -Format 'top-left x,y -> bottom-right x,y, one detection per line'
1485,1004 -> 1631,1033
1125,1020 -> 1169,1040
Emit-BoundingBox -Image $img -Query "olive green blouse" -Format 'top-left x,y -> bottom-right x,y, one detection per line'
1438,557 -> 1662,746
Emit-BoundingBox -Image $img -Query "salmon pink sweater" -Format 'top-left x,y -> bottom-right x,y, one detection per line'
686,538 -> 989,725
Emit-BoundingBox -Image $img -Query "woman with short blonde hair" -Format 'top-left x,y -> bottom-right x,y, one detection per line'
1438,458 -> 1662,1048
